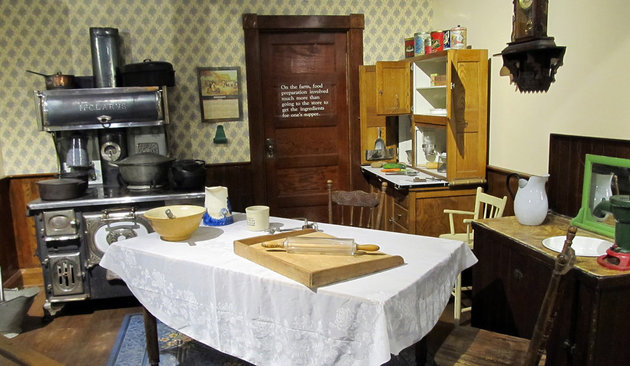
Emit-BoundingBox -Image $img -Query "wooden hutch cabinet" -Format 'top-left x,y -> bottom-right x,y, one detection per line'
472,215 -> 630,365
360,50 -> 489,237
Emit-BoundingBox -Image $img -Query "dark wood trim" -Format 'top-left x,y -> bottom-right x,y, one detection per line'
0,177 -> 18,283
242,14 -> 266,204
347,14 -> 365,190
1,175 -> 53,284
243,14 -> 364,30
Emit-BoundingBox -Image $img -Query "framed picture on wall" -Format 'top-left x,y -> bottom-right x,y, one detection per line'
197,66 -> 243,122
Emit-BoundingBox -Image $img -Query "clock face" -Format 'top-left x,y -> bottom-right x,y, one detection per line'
519,0 -> 533,10
512,0 -> 538,41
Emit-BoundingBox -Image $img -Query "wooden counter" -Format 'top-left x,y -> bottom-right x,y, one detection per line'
471,214 -> 630,365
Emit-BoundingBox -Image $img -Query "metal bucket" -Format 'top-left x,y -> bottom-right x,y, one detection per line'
0,287 -> 40,338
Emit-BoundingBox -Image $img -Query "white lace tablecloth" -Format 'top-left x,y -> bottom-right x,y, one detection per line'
100,213 -> 477,366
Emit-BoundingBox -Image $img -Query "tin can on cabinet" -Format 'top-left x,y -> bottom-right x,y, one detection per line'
406,37 -> 415,58
430,31 -> 444,53
443,30 -> 451,50
450,26 -> 467,49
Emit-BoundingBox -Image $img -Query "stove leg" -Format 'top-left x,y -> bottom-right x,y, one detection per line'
43,300 -> 65,320
143,306 -> 160,366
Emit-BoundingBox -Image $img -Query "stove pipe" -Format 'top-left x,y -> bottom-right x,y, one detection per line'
90,27 -> 121,88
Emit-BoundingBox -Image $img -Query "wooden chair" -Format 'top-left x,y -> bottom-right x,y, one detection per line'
439,186 -> 508,325
432,226 -> 577,366
327,179 -> 387,230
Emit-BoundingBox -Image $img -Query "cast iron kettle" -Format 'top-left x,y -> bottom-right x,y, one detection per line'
172,159 -> 206,190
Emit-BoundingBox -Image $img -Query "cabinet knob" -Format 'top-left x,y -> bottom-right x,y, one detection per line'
388,217 -> 395,223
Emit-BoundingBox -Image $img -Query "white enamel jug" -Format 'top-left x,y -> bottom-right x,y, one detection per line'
203,186 -> 234,226
591,172 -> 614,222
507,173 -> 549,226
591,172 -> 614,208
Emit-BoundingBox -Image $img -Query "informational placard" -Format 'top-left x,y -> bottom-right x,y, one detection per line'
279,82 -> 331,118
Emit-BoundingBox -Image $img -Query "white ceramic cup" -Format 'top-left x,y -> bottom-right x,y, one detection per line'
246,205 -> 270,231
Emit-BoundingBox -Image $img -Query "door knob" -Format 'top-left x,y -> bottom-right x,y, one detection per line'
265,138 -> 275,158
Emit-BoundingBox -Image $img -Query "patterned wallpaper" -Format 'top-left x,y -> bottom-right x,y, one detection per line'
0,0 -> 432,175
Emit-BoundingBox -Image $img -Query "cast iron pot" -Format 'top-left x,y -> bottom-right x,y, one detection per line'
113,153 -> 175,187
171,159 -> 206,190
37,178 -> 88,201
59,166 -> 92,182
26,70 -> 75,89
121,59 -> 175,87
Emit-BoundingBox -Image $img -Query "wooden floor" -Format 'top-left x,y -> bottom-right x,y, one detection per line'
6,285 -> 470,365
7,288 -> 142,365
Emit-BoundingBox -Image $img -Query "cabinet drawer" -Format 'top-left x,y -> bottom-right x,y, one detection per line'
390,203 -> 409,230
390,188 -> 409,209
391,221 -> 408,233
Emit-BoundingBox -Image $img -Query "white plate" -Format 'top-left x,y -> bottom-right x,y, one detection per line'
542,236 -> 612,257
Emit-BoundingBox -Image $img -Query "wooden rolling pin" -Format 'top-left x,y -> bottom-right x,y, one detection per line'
262,237 -> 379,255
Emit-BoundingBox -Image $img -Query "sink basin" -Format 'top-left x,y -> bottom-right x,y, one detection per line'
542,236 -> 612,257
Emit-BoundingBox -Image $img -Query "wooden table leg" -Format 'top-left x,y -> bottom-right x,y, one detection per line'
142,306 -> 160,366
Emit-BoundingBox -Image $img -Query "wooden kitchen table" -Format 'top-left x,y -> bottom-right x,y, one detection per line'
100,214 -> 476,366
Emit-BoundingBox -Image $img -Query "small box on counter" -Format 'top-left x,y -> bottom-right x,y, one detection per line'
430,74 -> 447,86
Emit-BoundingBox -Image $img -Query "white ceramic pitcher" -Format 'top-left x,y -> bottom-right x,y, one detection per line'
507,173 -> 549,226
203,186 -> 234,226
591,172 -> 614,208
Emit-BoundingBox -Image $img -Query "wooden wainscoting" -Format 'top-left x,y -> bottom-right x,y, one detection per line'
0,177 -> 19,281
205,162 -> 256,211
1,174 -> 52,287
486,166 -> 532,217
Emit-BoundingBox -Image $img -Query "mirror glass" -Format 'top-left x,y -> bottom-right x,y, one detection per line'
571,154 -> 630,238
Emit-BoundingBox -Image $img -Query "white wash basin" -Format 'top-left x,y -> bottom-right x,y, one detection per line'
542,236 -> 612,257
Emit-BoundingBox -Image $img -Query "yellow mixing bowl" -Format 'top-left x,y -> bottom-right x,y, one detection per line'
144,205 -> 206,241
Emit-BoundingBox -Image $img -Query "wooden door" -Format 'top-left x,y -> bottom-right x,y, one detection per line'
359,65 -> 398,164
243,14 -> 364,221
375,60 -> 411,115
447,49 -> 488,182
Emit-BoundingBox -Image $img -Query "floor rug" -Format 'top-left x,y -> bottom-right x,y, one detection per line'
107,313 -> 252,366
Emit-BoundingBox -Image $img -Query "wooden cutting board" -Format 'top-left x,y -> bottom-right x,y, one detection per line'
233,229 -> 404,288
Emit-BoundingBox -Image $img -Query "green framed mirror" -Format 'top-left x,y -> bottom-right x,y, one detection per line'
571,154 -> 630,238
